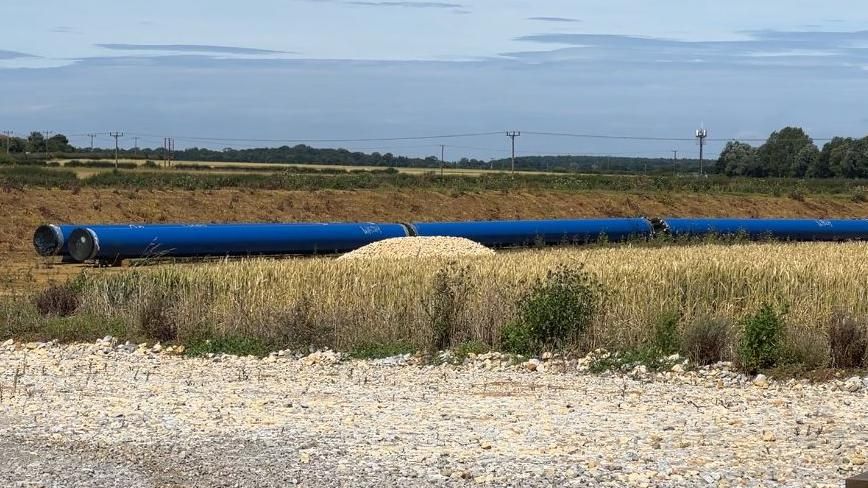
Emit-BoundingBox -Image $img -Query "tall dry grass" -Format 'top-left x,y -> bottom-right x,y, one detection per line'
70,242 -> 868,352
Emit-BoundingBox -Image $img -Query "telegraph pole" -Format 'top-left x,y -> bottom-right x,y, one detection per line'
163,137 -> 174,167
440,144 -> 445,177
672,150 -> 678,175
695,127 -> 708,176
506,131 -> 520,175
43,130 -> 53,159
133,136 -> 139,155
109,132 -> 124,169
87,133 -> 96,151
2,130 -> 12,155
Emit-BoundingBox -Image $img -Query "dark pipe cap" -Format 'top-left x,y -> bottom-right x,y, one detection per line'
68,228 -> 99,262
33,224 -> 63,256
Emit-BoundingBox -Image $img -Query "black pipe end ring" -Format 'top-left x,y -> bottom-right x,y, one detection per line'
68,228 -> 99,262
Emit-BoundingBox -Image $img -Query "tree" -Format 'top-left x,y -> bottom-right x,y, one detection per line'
27,132 -> 46,153
716,141 -> 759,176
757,127 -> 814,177
46,134 -> 72,152
793,145 -> 819,178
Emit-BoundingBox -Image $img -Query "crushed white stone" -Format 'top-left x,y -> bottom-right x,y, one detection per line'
0,340 -> 866,487
338,236 -> 495,260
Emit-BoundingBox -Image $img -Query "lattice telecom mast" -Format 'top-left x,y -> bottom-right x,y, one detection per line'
695,126 -> 708,176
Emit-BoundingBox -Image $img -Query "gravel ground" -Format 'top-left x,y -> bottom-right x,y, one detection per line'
338,236 -> 495,260
1,339 -> 866,487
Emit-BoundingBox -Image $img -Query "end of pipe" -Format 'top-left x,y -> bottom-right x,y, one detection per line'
33,224 -> 64,256
68,228 -> 99,262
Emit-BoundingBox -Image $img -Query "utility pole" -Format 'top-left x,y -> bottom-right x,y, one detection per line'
672,150 -> 678,175
506,131 -> 520,175
439,144 -> 445,177
43,130 -> 53,159
163,137 -> 174,167
87,133 -> 96,151
133,136 -> 139,155
109,132 -> 124,169
2,130 -> 12,155
695,127 -> 708,176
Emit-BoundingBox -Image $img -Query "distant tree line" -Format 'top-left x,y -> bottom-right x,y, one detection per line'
714,127 -> 868,178
0,132 -> 74,154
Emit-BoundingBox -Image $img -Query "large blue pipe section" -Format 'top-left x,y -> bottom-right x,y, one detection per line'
411,218 -> 654,247
63,223 -> 409,263
663,218 -> 868,241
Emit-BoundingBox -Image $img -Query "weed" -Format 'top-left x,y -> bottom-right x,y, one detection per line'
348,341 -> 416,359
828,313 -> 867,368
652,310 -> 681,355
501,264 -> 605,354
426,264 -> 473,350
33,284 -> 80,317
739,304 -> 785,372
683,316 -> 732,366
781,327 -> 829,369
138,295 -> 178,343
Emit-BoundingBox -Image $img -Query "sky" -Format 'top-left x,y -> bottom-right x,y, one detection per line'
3,0 -> 868,160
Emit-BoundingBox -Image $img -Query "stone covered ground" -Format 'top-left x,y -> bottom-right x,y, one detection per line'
1,339 -> 866,487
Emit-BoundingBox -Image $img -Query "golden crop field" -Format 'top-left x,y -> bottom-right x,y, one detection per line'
66,242 -> 868,354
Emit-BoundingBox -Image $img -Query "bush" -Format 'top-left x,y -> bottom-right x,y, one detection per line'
738,304 -> 785,372
33,284 -> 80,317
781,328 -> 829,369
828,313 -> 868,368
501,265 -> 604,354
138,295 -> 178,342
143,160 -> 158,168
683,316 -> 731,366
652,310 -> 680,355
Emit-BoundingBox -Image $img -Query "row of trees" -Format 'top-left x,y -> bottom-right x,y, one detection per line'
715,127 -> 868,178
0,132 -> 74,154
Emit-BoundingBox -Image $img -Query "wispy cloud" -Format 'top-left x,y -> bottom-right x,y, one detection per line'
508,30 -> 868,71
96,44 -> 292,55
0,50 -> 35,60
345,1 -> 462,8
528,17 -> 580,23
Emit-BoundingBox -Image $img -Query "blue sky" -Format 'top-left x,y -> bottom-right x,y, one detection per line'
2,0 -> 868,160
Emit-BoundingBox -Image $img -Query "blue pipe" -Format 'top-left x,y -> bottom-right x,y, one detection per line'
663,218 -> 868,241
34,224 -> 191,257
66,222 -> 410,263
410,218 -> 653,247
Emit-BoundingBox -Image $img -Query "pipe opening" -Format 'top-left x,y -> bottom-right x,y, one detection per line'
33,225 -> 63,257
68,228 -> 99,262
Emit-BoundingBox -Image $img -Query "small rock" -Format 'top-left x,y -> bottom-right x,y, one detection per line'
845,377 -> 862,393
152,343 -> 162,353
541,352 -> 553,361
671,364 -> 685,373
851,454 -> 866,466
753,374 -> 768,388
525,359 -> 540,372
2,338 -> 13,347
762,431 -> 776,442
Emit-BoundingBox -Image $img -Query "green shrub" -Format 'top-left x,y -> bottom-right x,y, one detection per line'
738,304 -> 785,372
828,313 -> 867,368
348,341 -> 415,359
652,310 -> 681,355
683,316 -> 732,366
501,265 -> 604,354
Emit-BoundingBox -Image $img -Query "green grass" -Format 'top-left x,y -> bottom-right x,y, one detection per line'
347,341 -> 416,359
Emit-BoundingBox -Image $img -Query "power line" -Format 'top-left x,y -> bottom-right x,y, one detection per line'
124,131 -> 504,144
